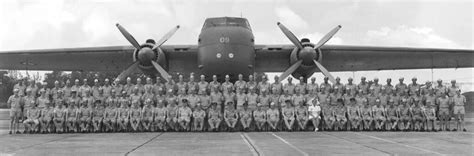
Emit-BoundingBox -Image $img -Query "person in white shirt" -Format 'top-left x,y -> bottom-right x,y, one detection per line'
308,98 -> 321,132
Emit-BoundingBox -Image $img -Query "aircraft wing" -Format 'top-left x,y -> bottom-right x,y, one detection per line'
0,45 -> 198,72
255,45 -> 474,72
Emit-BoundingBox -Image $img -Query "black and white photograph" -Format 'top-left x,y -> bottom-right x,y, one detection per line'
0,0 -> 473,155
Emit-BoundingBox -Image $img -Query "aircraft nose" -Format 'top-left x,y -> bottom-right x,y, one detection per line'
137,47 -> 155,64
299,47 -> 316,65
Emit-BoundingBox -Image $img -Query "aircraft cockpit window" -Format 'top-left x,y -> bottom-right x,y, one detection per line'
203,18 -> 251,30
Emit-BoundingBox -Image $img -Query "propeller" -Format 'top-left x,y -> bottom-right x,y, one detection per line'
115,24 -> 179,82
276,22 -> 341,84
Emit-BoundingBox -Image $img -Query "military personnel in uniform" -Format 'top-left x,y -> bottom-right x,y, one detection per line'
266,102 -> 280,131
408,77 -> 421,96
102,79 -> 112,98
53,100 -> 66,133
176,75 -> 187,95
80,79 -> 91,98
357,77 -> 369,94
65,102 -> 78,132
63,80 -> 72,98
13,79 -> 27,97
246,75 -> 258,94
271,75 -> 283,95
51,81 -> 62,100
395,77 -> 408,95
209,75 -> 221,93
141,99 -> 154,132
192,103 -> 206,131
383,78 -> 394,95
71,79 -> 81,97
283,77 -> 296,95
79,101 -> 92,132
223,102 -> 239,131
123,77 -> 134,96
295,76 -> 307,95
23,102 -> 40,133
221,75 -> 234,94
117,98 -> 130,132
234,74 -> 247,93
153,100 -> 167,131
452,90 -> 467,131
40,101 -> 54,133
198,75 -> 209,95
187,75 -> 198,94
253,103 -> 267,131
307,77 -> 319,96
239,104 -> 253,131
208,103 -> 222,132
370,78 -> 382,95
332,77 -> 344,94
295,101 -> 309,131
320,77 -> 332,93
282,100 -> 295,131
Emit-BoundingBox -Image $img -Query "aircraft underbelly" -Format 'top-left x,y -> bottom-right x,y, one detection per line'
198,44 -> 254,79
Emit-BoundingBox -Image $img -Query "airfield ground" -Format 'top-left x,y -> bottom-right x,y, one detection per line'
0,110 -> 472,156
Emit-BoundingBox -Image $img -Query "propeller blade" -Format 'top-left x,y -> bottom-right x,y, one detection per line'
153,25 -> 180,50
115,62 -> 139,82
277,22 -> 303,49
151,61 -> 171,82
116,23 -> 141,49
278,60 -> 303,82
314,25 -> 342,49
313,60 -> 336,84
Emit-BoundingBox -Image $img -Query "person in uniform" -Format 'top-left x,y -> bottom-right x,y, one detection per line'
253,103 -> 267,131
92,100 -> 105,132
370,78 -> 383,95
177,99 -> 192,131
53,100 -> 66,133
65,101 -> 78,133
198,90 -> 211,112
123,77 -> 134,96
347,98 -> 361,131
395,77 -> 408,95
78,101 -> 92,132
80,79 -> 91,98
142,86 -> 155,105
129,87 -> 141,106
357,77 -> 369,94
320,77 -> 332,94
209,75 -> 221,93
295,101 -> 309,131
26,79 -> 39,98
361,103 -> 373,131
292,88 -> 306,108
307,77 -> 319,96
332,77 -> 344,94
386,103 -> 400,131
247,89 -> 258,111
421,81 -> 432,96
208,103 -> 222,132
40,101 -> 54,133
223,87 -> 236,111
166,100 -> 179,131
246,75 -> 258,94
355,90 -> 368,108
187,75 -> 198,95
411,102 -> 425,131
283,77 -> 296,95
210,88 -> 223,111
437,94 -> 450,131
383,78 -> 394,95
434,79 -> 447,98
153,77 -> 165,96
23,102 -> 40,133
424,104 -> 437,131
239,103 -> 253,131
373,100 -> 386,130
258,75 -> 271,95
176,75 -> 187,95
36,89 -> 50,110
39,82 -> 51,100
129,100 -> 142,132
271,75 -> 283,95
135,78 -> 145,95
221,75 -> 234,94
452,89 -> 466,131
13,79 -> 27,97
71,79 -> 81,97
67,90 -> 81,108
236,88 -> 247,111
408,77 -> 421,96
103,98 -> 118,132
334,100 -> 347,131
91,79 -> 101,99
153,100 -> 167,131
258,89 -> 271,110
223,102 -> 239,131
308,98 -> 321,132
117,98 -> 130,132
141,98 -> 154,132
198,75 -> 209,95
192,103 -> 206,131
234,74 -> 247,93
399,102 -> 412,131
186,89 -> 200,111
266,102 -> 280,131
282,100 -> 295,131
344,78 -> 357,95
102,79 -> 112,98
295,76 -> 307,95
23,89 -> 36,122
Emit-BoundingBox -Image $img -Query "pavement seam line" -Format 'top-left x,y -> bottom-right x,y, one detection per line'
320,132 -> 392,156
352,132 -> 445,156
240,133 -> 261,156
7,134 -> 79,153
124,133 -> 164,156
269,132 -> 309,156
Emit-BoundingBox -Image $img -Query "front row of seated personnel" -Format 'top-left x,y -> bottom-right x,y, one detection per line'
10,87 -> 467,134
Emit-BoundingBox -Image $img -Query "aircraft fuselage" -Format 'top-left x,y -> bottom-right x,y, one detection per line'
197,17 -> 255,80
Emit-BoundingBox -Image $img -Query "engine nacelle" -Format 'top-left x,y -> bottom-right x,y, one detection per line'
289,47 -> 322,79
133,43 -> 168,75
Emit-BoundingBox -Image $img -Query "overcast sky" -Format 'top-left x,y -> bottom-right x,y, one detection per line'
0,0 -> 472,90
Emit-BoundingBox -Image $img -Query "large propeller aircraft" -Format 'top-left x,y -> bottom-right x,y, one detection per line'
0,17 -> 472,82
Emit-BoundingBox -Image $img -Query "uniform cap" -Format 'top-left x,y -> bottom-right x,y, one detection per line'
105,78 -> 109,82
270,102 -> 275,106
225,75 -> 230,78
54,81 -> 59,84
94,79 -> 98,82
137,78 -> 141,81
75,79 -> 80,82
13,88 -> 19,92
126,77 -> 131,81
